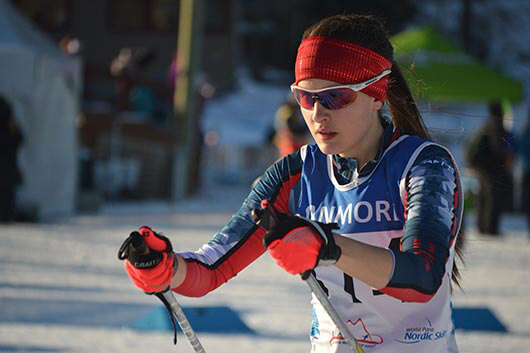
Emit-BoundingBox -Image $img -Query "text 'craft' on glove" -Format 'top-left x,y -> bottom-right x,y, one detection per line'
118,226 -> 175,294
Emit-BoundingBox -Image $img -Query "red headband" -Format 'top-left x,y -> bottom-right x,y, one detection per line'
295,36 -> 393,102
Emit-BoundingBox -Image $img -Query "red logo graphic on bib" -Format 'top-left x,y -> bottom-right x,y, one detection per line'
330,318 -> 383,346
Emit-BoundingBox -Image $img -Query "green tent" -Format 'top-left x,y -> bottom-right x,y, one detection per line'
391,27 -> 524,103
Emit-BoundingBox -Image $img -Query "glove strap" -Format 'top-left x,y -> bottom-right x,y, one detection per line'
154,290 -> 178,345
301,217 -> 331,244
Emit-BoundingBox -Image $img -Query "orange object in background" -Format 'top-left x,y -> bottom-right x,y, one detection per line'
273,100 -> 310,157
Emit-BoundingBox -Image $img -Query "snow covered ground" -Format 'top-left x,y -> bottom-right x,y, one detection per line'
1,176 -> 529,353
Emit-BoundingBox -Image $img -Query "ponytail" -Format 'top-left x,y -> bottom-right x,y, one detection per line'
452,231 -> 465,290
386,64 -> 430,139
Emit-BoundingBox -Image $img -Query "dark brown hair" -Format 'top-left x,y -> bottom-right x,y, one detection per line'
302,14 -> 464,289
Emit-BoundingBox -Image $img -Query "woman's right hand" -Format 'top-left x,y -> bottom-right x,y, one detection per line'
118,226 -> 176,294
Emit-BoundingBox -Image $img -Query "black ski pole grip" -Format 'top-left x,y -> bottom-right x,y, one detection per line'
251,199 -> 279,231
130,231 -> 148,254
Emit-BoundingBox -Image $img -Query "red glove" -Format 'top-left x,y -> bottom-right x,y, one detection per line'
118,226 -> 175,293
262,214 -> 341,276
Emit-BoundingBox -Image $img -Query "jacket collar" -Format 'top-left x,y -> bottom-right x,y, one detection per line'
332,114 -> 398,184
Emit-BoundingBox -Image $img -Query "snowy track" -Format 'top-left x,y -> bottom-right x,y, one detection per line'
1,181 -> 529,353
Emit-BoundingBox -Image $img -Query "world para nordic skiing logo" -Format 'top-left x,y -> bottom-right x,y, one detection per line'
330,318 -> 383,347
395,318 -> 447,344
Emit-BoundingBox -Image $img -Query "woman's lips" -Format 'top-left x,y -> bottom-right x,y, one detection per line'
317,130 -> 337,141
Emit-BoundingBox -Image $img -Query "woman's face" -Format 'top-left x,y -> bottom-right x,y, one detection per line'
297,78 -> 383,159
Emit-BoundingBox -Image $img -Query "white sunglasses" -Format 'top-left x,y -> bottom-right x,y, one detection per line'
290,69 -> 391,110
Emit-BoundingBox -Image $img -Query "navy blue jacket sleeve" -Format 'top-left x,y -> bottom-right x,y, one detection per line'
381,145 -> 462,302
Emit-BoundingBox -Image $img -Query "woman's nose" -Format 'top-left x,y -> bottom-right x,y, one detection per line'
311,100 -> 330,123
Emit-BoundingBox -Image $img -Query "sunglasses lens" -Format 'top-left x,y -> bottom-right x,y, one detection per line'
293,87 -> 357,110
293,89 -> 316,110
319,88 -> 357,110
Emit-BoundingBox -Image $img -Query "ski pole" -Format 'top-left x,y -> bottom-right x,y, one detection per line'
159,290 -> 207,353
251,203 -> 364,353
304,273 -> 364,353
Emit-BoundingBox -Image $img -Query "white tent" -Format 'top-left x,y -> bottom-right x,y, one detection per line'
0,0 -> 82,220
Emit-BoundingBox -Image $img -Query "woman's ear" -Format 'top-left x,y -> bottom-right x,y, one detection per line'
373,99 -> 383,111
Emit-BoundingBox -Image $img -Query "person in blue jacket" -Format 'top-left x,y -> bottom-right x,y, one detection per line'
120,14 -> 464,353
466,102 -> 515,235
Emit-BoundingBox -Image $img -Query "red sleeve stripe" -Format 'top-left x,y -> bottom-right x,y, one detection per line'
271,172 -> 302,215
379,286 -> 434,303
173,226 -> 267,297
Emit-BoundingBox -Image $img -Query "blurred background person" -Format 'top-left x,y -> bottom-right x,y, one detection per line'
520,118 -> 530,237
271,97 -> 311,158
110,47 -> 170,124
0,96 -> 24,223
110,47 -> 135,113
465,102 -> 515,236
